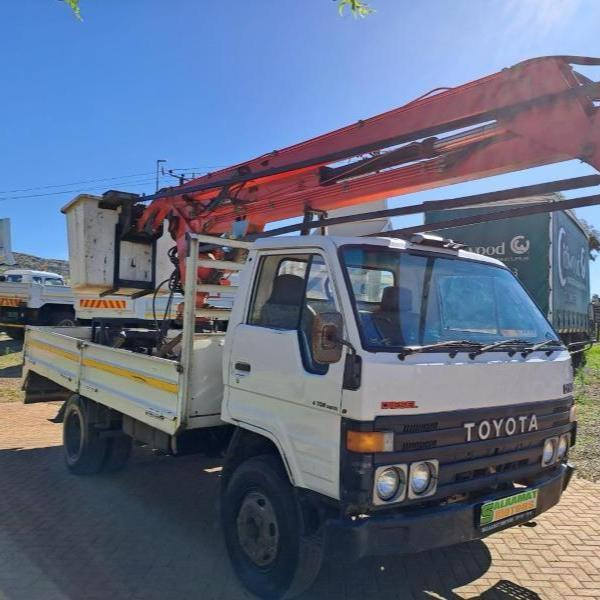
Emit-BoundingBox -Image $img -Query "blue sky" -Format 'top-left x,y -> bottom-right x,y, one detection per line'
2,0 -> 600,292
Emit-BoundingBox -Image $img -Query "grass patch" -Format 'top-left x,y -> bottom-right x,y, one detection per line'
0,334 -> 24,403
572,344 -> 600,481
0,347 -> 22,370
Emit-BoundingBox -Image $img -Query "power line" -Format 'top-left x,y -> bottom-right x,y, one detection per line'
0,178 -> 156,203
0,165 -> 228,195
0,171 -> 157,194
167,165 -> 228,171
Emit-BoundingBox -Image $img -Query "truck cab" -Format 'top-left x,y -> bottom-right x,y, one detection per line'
219,233 -> 575,596
222,234 -> 573,499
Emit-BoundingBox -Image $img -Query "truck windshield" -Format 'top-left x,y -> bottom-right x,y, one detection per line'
341,246 -> 556,350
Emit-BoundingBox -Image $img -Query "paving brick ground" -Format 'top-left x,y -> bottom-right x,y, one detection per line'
0,401 -> 599,600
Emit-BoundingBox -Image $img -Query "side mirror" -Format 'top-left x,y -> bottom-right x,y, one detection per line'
312,311 -> 344,364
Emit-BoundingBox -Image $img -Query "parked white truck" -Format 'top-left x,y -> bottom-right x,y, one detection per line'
0,268 -> 180,341
0,269 -> 75,338
22,232 -> 576,598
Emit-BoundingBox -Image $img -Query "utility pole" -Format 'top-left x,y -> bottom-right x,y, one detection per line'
156,159 -> 166,192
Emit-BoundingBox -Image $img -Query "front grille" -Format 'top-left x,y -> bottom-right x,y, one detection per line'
373,397 -> 574,504
401,440 -> 437,451
401,423 -> 438,434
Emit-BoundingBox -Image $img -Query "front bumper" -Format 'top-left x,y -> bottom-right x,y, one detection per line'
324,462 -> 574,561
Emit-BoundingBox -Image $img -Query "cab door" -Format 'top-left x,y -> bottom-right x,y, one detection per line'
226,251 -> 346,498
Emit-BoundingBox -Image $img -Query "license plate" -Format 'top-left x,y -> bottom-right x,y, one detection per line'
479,489 -> 538,533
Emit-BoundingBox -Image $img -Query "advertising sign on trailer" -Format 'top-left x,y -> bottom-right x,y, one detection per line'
552,211 -> 591,333
424,197 -> 591,343
0,219 -> 16,266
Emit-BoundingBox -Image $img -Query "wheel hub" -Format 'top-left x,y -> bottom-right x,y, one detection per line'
236,491 -> 279,567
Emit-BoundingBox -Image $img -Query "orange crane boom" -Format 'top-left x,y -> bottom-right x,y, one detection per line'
129,55 -> 600,285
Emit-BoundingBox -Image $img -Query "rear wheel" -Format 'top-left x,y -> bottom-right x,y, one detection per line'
221,455 -> 323,599
62,395 -> 108,475
47,310 -> 76,327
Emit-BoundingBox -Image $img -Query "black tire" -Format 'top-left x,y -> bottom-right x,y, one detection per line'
47,310 -> 76,327
221,455 -> 323,599
103,435 -> 132,472
62,395 -> 108,475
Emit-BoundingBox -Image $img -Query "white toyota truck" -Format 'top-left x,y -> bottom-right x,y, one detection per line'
22,232 -> 576,598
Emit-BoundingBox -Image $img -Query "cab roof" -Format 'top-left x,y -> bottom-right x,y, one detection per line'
3,269 -> 63,278
251,235 -> 506,267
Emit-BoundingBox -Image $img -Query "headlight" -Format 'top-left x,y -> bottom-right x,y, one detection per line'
373,465 -> 407,504
542,437 -> 558,466
376,468 -> 400,500
408,460 -> 439,499
410,463 -> 432,494
557,434 -> 570,460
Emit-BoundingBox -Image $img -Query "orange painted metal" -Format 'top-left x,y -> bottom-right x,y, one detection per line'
79,299 -> 127,310
0,297 -> 25,307
136,56 -> 600,281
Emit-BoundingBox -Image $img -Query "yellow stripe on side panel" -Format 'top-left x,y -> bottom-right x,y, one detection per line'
27,340 -> 79,362
27,339 -> 178,394
81,357 -> 178,394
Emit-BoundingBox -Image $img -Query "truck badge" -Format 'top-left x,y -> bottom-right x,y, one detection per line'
464,415 -> 538,442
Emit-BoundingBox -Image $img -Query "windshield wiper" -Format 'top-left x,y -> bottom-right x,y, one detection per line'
521,339 -> 564,357
398,340 -> 483,360
469,338 -> 531,359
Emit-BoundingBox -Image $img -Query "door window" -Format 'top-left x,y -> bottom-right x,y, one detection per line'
247,253 -> 338,373
44,278 -> 65,286
248,254 -> 311,329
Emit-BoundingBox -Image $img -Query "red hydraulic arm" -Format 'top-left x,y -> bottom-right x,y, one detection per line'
138,55 -> 600,279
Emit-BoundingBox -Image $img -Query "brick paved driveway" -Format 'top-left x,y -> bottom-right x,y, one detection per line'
0,402 -> 599,600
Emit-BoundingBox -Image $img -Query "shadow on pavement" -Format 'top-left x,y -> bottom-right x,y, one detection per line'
0,363 -> 22,378
0,444 -> 538,600
478,580 -> 542,599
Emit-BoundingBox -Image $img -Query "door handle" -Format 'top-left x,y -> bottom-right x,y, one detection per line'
234,361 -> 251,373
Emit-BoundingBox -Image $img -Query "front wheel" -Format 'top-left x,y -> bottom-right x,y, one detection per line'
221,455 -> 323,599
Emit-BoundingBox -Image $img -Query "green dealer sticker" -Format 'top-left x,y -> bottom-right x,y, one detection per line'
479,489 -> 538,532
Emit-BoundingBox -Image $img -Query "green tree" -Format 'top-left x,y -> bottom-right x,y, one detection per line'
63,0 -> 81,20
580,218 -> 600,261
62,0 -> 373,20
337,0 -> 374,17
